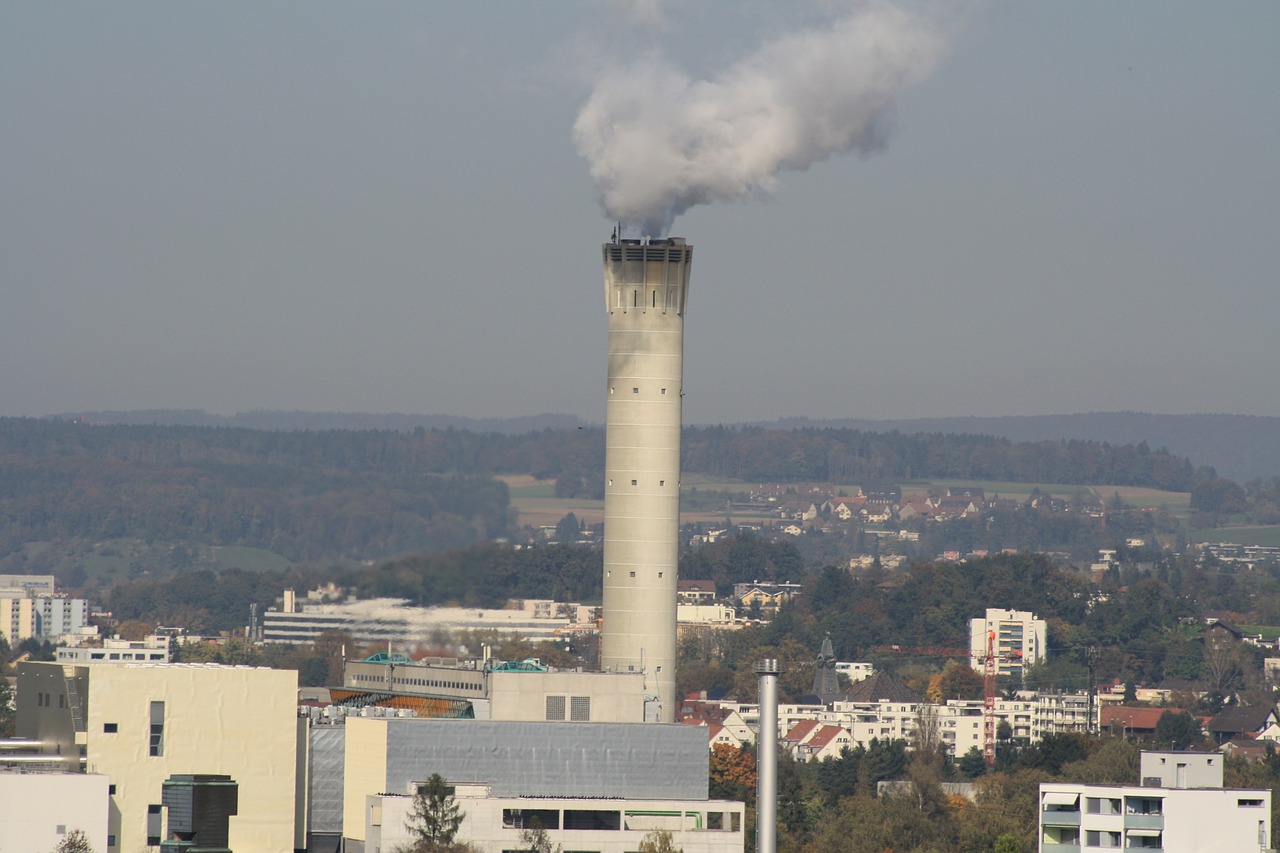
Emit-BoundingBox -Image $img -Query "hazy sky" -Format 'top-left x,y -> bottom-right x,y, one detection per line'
3,1 -> 1277,424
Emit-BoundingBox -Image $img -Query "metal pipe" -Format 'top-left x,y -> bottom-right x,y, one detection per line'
0,739 -> 47,749
755,658 -> 781,853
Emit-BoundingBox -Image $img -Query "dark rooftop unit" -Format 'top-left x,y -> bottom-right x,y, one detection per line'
160,774 -> 239,853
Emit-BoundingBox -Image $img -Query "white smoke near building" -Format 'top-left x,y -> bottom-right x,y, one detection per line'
573,2 -> 956,236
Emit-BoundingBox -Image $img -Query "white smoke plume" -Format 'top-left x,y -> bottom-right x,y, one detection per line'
574,2 -> 954,236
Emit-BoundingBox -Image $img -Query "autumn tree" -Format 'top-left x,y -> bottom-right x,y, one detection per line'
638,829 -> 682,853
709,743 -> 756,804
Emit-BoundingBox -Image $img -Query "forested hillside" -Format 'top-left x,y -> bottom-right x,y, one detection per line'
0,418 -> 511,566
0,416 -> 1208,578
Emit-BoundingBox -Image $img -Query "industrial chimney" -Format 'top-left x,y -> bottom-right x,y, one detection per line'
600,236 -> 692,724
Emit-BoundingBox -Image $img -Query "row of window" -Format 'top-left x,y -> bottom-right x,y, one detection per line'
349,671 -> 480,692
501,808 -> 741,833
34,691 -> 65,708
607,479 -> 669,487
609,386 -> 672,395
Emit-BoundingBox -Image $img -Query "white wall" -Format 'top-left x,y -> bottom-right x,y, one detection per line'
0,772 -> 110,853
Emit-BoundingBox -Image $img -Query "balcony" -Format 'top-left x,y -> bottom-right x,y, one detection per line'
1040,845 -> 1081,853
1041,810 -> 1081,827
1123,813 -> 1164,830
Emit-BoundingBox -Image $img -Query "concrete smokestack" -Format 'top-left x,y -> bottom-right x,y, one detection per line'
600,236 -> 692,724
755,658 -> 781,853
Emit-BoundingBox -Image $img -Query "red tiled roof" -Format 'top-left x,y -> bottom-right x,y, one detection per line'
806,725 -> 848,750
784,719 -> 821,743
1100,706 -> 1183,731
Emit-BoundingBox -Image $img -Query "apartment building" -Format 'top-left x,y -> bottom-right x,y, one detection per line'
971,608 -> 1047,681
1038,751 -> 1272,852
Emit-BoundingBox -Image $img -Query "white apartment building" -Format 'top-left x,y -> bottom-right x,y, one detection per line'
834,661 -> 876,683
56,634 -> 171,664
1039,751 -> 1272,853
707,690 -> 1090,757
971,608 -> 1047,681
1,594 -> 89,644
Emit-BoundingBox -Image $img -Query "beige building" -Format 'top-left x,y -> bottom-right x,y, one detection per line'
2,594 -> 37,644
17,662 -> 302,853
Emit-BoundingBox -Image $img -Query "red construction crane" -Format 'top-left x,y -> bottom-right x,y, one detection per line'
872,638 -> 1022,766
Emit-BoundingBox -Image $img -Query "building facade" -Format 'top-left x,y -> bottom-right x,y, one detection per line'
365,783 -> 744,853
970,608 -> 1047,680
342,717 -> 716,852
17,662 -> 303,853
1038,751 -> 1272,852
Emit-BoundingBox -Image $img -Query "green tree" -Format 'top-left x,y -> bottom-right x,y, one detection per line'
638,829 -> 682,853
0,675 -> 15,739
403,774 -> 465,851
957,746 -> 987,779
993,834 -> 1021,853
1154,710 -> 1203,750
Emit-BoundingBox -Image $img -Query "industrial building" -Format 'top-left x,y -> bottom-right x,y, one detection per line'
260,595 -> 584,646
1038,751 -> 1271,852
340,654 -> 648,722
342,717 -> 742,853
16,661 -> 303,852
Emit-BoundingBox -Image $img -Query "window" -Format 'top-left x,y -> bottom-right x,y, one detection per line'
1239,799 -> 1265,807
103,723 -> 118,733
108,785 -> 116,795
632,387 -> 639,394
707,812 -> 724,830
149,701 -> 165,757
502,808 -> 559,830
629,571 -> 635,578
546,695 -> 566,721
731,813 -> 741,832
570,696 -> 591,721
563,810 -> 621,831
631,479 -> 637,486
147,804 -> 162,845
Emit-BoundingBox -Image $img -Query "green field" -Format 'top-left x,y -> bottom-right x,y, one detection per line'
1185,526 -> 1280,547
213,546 -> 292,572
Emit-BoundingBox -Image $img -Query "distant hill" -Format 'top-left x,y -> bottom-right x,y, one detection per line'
44,409 -> 1279,482
769,413 -> 1280,483
49,409 -> 583,435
